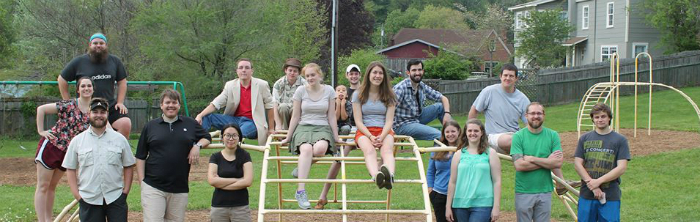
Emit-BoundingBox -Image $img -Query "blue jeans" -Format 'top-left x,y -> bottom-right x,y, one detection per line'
201,114 -> 257,139
578,197 -> 620,222
394,103 -> 444,140
453,207 -> 492,222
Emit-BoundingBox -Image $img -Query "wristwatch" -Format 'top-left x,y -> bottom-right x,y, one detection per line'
194,143 -> 203,149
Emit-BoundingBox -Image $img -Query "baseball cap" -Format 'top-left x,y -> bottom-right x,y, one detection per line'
346,64 -> 360,73
90,98 -> 109,111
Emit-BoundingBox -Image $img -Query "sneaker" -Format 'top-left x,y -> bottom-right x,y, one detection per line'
292,167 -> 298,178
295,190 -> 311,209
375,172 -> 386,189
380,165 -> 393,190
314,199 -> 328,210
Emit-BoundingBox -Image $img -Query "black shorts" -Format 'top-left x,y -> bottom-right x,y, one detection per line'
108,104 -> 129,125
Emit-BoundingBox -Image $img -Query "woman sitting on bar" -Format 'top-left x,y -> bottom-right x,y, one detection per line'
352,61 -> 397,190
281,63 -> 341,209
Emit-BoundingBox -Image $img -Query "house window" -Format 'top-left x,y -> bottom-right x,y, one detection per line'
523,11 -> 530,28
582,6 -> 589,30
515,12 -> 522,29
606,2 -> 614,28
601,45 -> 618,62
633,43 -> 649,56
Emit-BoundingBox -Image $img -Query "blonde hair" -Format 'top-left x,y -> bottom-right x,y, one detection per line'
301,63 -> 324,80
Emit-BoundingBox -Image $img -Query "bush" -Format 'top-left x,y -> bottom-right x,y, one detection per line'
423,51 -> 472,80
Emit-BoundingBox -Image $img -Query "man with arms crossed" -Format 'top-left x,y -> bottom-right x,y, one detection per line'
511,102 -> 568,222
574,103 -> 630,222
63,98 -> 135,222
59,33 -> 132,139
469,63 -> 529,154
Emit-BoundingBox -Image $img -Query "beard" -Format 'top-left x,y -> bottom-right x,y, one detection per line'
88,48 -> 109,63
410,74 -> 422,83
90,117 -> 107,128
528,119 -> 543,129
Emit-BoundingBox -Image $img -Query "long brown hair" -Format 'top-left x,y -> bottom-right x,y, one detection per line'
356,61 -> 395,106
457,119 -> 489,154
433,120 -> 461,161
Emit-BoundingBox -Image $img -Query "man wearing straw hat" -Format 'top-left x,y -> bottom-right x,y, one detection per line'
58,33 -> 132,139
574,103 -> 630,222
272,58 -> 306,130
62,98 -> 135,222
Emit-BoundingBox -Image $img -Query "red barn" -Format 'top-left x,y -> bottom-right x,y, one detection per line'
377,28 -> 514,75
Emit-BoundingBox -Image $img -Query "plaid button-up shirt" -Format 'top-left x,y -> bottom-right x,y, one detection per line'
392,79 -> 443,129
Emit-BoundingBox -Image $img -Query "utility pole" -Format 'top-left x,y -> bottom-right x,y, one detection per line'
330,0 -> 338,87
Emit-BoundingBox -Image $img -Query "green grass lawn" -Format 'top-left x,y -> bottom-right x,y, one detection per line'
1,86 -> 700,221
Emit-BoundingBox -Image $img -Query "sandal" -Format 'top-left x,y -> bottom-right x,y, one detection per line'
314,199 -> 328,210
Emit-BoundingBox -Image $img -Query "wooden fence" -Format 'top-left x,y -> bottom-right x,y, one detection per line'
431,50 -> 700,114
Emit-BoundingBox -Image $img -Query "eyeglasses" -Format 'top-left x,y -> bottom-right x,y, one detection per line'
223,134 -> 239,140
527,112 -> 545,116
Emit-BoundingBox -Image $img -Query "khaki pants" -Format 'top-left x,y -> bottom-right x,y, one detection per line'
141,181 -> 188,222
278,103 -> 293,130
210,206 -> 251,222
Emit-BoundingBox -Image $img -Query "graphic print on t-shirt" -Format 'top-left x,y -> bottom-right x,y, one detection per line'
582,140 -> 615,188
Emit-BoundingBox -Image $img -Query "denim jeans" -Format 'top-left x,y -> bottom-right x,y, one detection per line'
394,103 -> 444,141
201,114 -> 257,139
452,207 -> 492,222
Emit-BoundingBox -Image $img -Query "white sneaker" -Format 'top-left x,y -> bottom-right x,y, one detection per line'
291,167 -> 298,178
295,190 -> 311,209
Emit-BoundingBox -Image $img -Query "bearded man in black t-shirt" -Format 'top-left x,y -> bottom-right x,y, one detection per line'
58,33 -> 132,139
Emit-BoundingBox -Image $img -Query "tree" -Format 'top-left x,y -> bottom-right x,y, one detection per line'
642,0 -> 700,53
515,10 -> 573,68
423,51 -> 473,80
0,0 -> 16,68
384,8 -> 419,35
413,5 -> 470,30
13,0 -> 139,75
458,3 -> 512,34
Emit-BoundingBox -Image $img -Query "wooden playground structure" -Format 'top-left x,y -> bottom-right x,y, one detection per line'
577,52 -> 700,138
56,53 -> 700,222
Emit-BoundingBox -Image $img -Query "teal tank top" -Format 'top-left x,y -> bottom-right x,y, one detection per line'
452,148 -> 494,208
